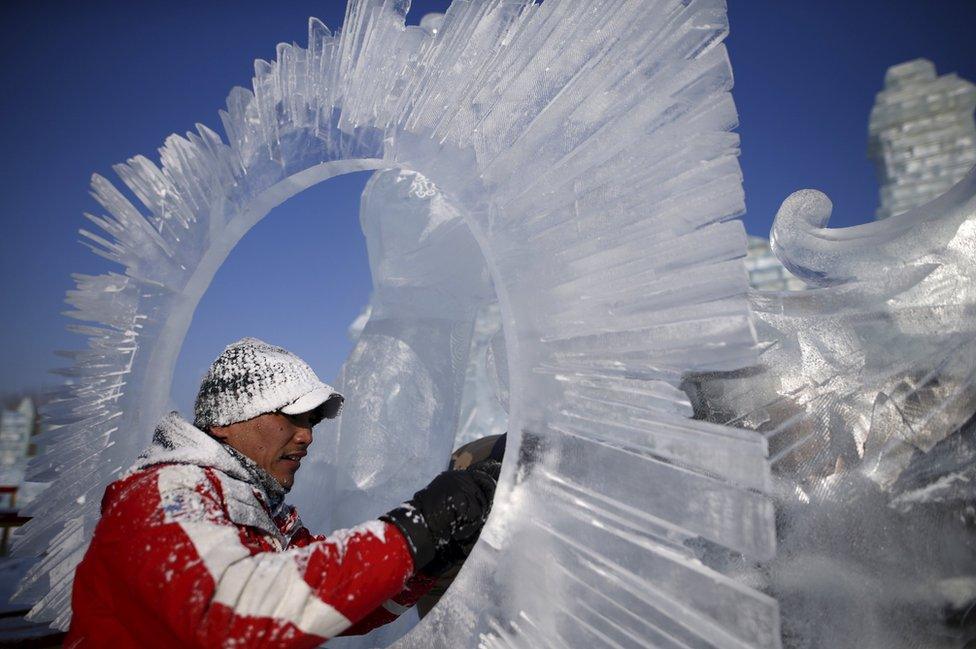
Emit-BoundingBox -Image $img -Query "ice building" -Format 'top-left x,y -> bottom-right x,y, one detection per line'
0,399 -> 36,504
0,397 -> 50,557
0,398 -> 62,649
744,236 -> 805,291
869,58 -> 976,220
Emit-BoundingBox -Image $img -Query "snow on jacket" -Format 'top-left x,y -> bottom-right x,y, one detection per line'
66,412 -> 434,648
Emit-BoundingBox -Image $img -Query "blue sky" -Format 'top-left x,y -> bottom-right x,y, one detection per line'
0,1 -> 973,409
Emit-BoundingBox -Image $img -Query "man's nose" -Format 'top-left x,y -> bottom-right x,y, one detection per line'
294,426 -> 313,446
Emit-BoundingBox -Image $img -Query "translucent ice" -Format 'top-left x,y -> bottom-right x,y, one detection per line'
688,170 -> 976,647
343,173 -> 509,452
16,2 -> 772,646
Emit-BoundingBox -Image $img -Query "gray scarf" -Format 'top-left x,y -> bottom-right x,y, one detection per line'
223,443 -> 288,513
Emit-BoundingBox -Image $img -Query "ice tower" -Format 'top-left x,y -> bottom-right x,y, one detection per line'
869,59 -> 976,220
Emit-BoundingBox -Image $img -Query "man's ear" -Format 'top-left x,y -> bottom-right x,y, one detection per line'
209,425 -> 230,441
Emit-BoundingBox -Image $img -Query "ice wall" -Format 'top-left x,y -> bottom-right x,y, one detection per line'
869,59 -> 976,220
16,3 -> 775,647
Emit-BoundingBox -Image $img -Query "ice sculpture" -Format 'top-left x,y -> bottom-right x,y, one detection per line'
454,301 -> 509,447
15,4 -> 771,646
686,173 -> 976,646
14,0 -> 975,647
869,59 -> 976,220
343,173 -> 509,451
293,166 -> 495,542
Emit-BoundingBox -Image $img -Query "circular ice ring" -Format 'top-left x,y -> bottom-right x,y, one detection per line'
19,5 -> 777,647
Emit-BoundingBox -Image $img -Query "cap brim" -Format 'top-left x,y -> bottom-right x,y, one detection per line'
281,385 -> 344,420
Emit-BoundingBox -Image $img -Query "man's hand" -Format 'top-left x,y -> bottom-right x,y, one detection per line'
381,464 -> 499,574
414,468 -> 496,546
422,461 -> 501,576
469,458 -> 501,481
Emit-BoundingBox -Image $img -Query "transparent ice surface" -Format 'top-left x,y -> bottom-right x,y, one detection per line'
688,169 -> 976,647
22,1 -> 974,648
16,1 -> 772,644
312,167 -> 508,648
453,301 -> 509,447
343,173 -> 509,453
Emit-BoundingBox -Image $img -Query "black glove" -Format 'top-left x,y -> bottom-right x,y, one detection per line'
382,466 -> 498,573
420,459 -> 504,575
420,536 -> 471,577
469,458 -> 501,482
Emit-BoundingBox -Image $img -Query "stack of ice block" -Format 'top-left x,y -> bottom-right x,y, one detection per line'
744,236 -> 805,292
869,59 -> 976,220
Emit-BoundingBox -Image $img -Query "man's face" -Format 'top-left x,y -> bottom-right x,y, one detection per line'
210,411 -> 314,490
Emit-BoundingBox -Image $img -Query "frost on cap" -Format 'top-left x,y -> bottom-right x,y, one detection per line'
193,337 -> 341,429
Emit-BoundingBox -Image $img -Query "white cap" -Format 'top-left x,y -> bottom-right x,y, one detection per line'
193,337 -> 343,429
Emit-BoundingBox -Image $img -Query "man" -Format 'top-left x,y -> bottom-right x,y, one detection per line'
66,338 -> 498,648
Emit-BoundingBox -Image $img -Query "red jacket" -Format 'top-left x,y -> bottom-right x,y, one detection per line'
66,412 -> 433,648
